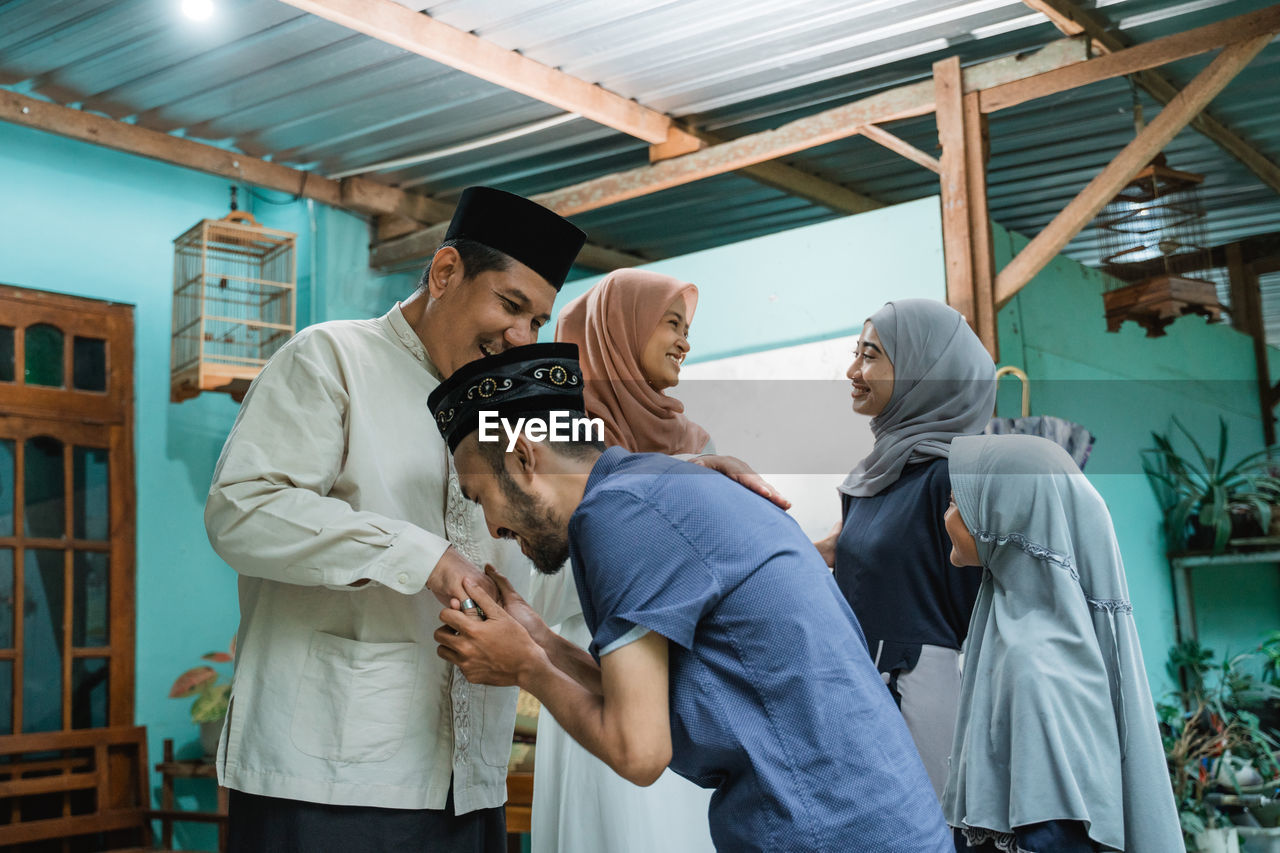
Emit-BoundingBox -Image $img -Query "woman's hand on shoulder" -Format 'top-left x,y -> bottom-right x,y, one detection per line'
691,454 -> 791,510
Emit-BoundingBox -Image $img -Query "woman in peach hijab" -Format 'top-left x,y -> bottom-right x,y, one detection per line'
531,269 -> 714,853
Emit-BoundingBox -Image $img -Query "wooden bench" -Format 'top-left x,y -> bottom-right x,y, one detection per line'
0,725 -> 160,851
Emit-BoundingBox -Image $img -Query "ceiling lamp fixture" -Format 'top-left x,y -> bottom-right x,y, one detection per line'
182,0 -> 214,22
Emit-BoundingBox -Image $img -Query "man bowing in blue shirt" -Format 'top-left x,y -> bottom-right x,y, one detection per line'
430,343 -> 951,853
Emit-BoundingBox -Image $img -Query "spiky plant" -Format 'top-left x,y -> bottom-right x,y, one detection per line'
1142,416 -> 1280,553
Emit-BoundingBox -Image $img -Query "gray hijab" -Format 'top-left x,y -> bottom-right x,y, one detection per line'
944,434 -> 1183,853
839,299 -> 995,497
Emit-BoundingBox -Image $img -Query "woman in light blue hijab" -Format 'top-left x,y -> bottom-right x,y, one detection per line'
943,434 -> 1183,852
818,298 -> 995,800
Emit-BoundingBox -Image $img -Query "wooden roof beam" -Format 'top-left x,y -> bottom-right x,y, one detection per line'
857,124 -> 940,173
994,33 -> 1272,306
281,0 -> 882,216
984,5 -> 1280,112
278,0 -> 700,153
1020,0 -> 1280,196
0,89 -> 641,273
0,88 -> 455,222
527,38 -> 1089,218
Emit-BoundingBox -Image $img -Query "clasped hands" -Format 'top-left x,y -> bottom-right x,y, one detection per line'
434,565 -> 549,688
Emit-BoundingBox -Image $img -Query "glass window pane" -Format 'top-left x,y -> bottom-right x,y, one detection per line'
24,323 -> 63,387
0,325 -> 13,382
0,549 -> 11,648
23,549 -> 64,733
72,659 -> 108,729
72,337 -> 106,392
0,660 -> 11,734
0,439 -> 12,536
72,552 -> 108,648
72,447 -> 109,541
24,436 -> 64,539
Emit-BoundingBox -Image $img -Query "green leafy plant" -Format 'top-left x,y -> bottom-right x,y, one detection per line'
1142,416 -> 1280,553
1160,638 -> 1280,839
168,636 -> 235,724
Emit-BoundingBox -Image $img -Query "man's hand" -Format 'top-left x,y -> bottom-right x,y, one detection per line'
484,565 -> 553,649
691,454 -> 791,510
435,578 -> 548,687
426,546 -> 498,611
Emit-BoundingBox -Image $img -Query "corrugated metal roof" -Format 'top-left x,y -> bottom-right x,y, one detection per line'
2,0 -> 1278,333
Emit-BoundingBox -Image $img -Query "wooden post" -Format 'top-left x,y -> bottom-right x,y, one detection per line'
1227,242 -> 1276,446
935,57 -> 999,359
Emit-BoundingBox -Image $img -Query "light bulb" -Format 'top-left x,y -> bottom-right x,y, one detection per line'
182,0 -> 214,21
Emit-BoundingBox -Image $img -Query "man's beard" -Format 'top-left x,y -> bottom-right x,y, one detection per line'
499,477 -> 570,575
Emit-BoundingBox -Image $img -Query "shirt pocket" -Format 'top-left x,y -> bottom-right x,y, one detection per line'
290,631 -> 420,764
479,684 -> 520,768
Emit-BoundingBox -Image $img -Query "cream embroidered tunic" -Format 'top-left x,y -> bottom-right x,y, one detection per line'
205,305 -> 570,813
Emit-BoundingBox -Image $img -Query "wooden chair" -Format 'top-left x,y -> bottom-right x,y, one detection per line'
506,771 -> 533,853
0,725 -> 161,851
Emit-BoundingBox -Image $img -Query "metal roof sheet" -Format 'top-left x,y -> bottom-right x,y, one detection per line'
2,0 -> 1278,334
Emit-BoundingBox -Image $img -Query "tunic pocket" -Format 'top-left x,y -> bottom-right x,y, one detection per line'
479,684 -> 520,768
290,631 -> 420,764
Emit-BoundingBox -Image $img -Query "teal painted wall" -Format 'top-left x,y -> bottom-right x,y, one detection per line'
0,120 -> 417,848
992,223 -> 1280,693
556,196 -> 949,361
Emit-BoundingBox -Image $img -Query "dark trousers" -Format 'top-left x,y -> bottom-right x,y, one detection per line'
955,821 -> 1096,852
228,785 -> 506,853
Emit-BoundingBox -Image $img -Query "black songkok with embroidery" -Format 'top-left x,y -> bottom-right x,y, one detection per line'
427,343 -> 585,452
444,186 -> 587,289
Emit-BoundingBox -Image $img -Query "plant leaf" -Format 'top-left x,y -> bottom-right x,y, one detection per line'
169,666 -> 217,698
190,683 -> 231,723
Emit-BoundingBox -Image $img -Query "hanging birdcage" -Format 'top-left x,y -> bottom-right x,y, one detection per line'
171,197 -> 296,403
1096,155 -> 1222,337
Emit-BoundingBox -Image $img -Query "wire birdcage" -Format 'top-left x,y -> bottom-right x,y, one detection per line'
171,208 -> 296,402
1095,156 -> 1223,337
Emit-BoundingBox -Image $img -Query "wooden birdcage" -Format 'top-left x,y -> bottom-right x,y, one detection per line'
171,210 -> 296,403
1096,156 -> 1223,337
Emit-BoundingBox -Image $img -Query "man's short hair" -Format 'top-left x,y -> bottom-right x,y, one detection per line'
418,238 -> 513,290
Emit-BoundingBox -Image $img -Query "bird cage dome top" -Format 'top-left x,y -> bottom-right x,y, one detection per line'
171,207 -> 297,403
1095,156 -> 1222,338
1096,156 -> 1211,281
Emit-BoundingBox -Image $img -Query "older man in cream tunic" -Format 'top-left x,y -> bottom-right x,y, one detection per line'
204,187 -> 586,852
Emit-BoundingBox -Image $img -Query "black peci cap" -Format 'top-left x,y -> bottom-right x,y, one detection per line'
428,343 -> 586,452
444,187 -> 587,289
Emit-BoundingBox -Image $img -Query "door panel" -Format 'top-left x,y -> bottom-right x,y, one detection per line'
0,284 -> 135,732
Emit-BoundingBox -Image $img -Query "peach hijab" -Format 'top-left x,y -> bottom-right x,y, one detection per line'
555,269 -> 710,455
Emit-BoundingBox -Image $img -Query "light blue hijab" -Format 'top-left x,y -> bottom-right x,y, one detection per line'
945,434 -> 1183,852
839,299 -> 995,497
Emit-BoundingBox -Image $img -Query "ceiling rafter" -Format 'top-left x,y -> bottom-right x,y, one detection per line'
369,38 -> 1090,270
1021,0 -> 1280,196
278,0 -> 882,217
0,89 -> 640,272
994,33 -> 1273,305
525,38 -> 1090,217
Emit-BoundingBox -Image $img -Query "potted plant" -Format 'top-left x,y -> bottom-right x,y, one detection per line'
169,636 -> 235,758
1161,639 -> 1280,851
1143,417 -> 1280,553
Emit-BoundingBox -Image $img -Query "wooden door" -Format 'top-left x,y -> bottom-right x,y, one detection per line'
0,284 -> 135,732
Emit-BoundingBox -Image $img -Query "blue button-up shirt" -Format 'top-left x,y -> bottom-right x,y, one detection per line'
568,448 -> 951,852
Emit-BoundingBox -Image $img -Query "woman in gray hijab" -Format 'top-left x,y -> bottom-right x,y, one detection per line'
815,298 -> 995,800
943,433 -> 1182,852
